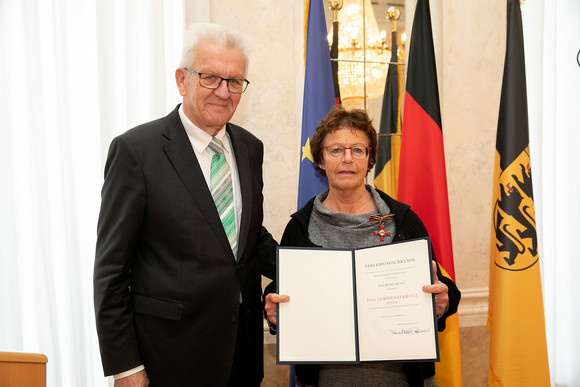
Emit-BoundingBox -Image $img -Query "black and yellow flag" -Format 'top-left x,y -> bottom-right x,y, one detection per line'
488,1 -> 550,385
373,31 -> 401,198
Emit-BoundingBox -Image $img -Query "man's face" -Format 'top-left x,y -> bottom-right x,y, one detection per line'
176,41 -> 246,135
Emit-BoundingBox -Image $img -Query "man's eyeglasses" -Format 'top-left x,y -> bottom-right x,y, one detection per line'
322,144 -> 371,159
184,68 -> 250,94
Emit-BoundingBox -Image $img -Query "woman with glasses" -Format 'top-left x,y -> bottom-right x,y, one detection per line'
264,107 -> 460,386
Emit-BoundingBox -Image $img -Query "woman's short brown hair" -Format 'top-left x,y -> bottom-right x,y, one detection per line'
310,106 -> 378,176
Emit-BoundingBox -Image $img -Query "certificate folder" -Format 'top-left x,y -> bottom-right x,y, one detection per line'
276,237 -> 439,364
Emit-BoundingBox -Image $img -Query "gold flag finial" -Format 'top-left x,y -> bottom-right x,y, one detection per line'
329,0 -> 343,23
386,7 -> 400,32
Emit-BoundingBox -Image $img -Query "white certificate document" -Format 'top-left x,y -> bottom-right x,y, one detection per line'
276,237 -> 439,364
354,239 -> 438,361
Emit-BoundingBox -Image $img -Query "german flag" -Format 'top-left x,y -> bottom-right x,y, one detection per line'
488,1 -> 550,385
397,0 -> 462,385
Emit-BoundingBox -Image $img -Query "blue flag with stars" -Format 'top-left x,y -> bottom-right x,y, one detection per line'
297,0 -> 336,209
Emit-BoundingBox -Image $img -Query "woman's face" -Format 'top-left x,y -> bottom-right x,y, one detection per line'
319,128 -> 370,193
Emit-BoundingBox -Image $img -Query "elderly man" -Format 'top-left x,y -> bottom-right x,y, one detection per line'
94,23 -> 276,387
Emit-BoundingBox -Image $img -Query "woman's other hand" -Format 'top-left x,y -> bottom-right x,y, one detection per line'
422,261 -> 449,317
264,293 -> 290,325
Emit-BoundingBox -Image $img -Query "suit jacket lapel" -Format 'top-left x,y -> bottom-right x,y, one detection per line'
162,107 -> 235,259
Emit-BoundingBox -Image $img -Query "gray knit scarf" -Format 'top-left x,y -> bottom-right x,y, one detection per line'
308,186 -> 395,249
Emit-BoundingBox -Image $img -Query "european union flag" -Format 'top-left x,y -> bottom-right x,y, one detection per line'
297,0 -> 336,209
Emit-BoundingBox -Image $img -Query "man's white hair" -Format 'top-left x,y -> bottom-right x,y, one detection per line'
179,23 -> 251,76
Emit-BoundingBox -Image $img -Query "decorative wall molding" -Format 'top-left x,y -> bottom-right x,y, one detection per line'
458,287 -> 489,328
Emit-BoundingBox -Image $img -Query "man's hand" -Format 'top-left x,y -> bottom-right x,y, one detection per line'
264,293 -> 290,325
114,370 -> 149,387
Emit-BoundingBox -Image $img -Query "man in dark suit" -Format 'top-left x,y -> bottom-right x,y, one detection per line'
94,23 -> 276,387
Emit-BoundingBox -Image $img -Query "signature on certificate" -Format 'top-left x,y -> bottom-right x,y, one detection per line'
389,327 -> 430,335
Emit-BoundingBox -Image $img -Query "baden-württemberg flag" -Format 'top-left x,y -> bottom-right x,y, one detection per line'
488,0 -> 550,385
373,30 -> 401,198
397,0 -> 462,385
297,0 -> 336,209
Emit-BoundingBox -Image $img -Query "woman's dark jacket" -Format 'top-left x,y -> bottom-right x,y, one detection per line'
265,190 -> 461,387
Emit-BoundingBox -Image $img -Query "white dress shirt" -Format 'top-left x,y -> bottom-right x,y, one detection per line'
178,105 -> 242,238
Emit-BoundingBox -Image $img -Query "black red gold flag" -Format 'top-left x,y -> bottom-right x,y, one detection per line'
397,0 -> 462,385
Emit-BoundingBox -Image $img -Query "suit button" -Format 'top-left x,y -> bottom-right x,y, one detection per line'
230,314 -> 238,322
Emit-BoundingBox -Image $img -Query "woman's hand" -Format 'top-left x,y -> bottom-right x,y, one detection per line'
264,293 -> 290,325
422,261 -> 449,317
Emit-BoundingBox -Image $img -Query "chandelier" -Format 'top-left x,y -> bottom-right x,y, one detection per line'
328,0 -> 391,107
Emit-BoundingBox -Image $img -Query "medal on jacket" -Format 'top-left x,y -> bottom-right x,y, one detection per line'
368,214 -> 394,242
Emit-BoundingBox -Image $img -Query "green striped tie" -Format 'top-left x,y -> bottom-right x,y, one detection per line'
209,138 -> 237,258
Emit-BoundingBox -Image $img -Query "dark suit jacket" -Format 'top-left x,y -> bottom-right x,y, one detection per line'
94,105 -> 276,386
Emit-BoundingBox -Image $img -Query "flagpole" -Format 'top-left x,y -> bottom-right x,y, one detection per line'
387,7 -> 400,196
329,0 -> 343,105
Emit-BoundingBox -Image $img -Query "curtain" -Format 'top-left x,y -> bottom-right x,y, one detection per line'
523,1 -> 580,385
0,1 -> 182,386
